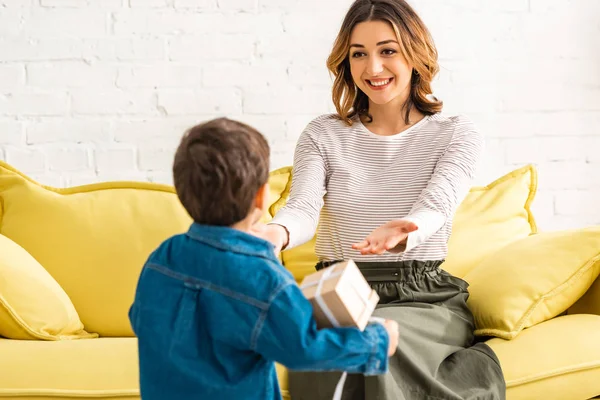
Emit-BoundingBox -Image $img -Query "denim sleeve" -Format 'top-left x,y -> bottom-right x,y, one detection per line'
252,282 -> 389,375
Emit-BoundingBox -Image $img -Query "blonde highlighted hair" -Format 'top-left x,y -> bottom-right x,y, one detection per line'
327,0 -> 442,125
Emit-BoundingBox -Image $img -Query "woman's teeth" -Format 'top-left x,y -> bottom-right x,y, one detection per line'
368,78 -> 392,87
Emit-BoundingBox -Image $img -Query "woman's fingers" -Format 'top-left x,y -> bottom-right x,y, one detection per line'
352,239 -> 370,250
402,221 -> 418,233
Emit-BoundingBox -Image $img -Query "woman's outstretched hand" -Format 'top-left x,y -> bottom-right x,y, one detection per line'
249,223 -> 288,256
352,220 -> 418,255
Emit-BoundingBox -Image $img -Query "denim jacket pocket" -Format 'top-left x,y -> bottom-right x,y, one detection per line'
169,286 -> 202,361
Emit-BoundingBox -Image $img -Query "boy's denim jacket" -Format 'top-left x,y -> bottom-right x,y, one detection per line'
129,223 -> 389,400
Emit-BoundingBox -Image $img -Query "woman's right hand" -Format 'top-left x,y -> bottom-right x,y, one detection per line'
250,223 -> 289,255
383,320 -> 399,356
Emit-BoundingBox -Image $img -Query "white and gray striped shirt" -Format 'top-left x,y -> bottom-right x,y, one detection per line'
270,113 -> 484,261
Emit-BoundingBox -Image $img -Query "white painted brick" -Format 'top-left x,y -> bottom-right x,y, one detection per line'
24,10 -> 108,37
0,65 -> 25,89
27,62 -> 117,88
0,38 -> 82,62
40,0 -> 123,7
129,0 -> 170,7
555,190 -> 600,217
0,92 -> 69,116
269,150 -> 293,170
26,119 -> 111,144
586,138 -> 600,162
65,173 -> 100,187
472,138 -> 508,185
112,118 -> 196,144
47,147 -> 90,171
282,12 -> 343,39
95,148 -> 136,172
116,11 -> 280,35
436,85 -> 502,114
174,0 -> 215,9
258,0 -> 297,9
243,88 -> 331,114
537,161 -> 600,191
72,90 -> 156,115
81,38 -> 166,62
529,0 -> 600,13
285,114 -> 318,140
138,146 -> 176,171
540,215 -> 600,232
229,115 -> 286,140
217,0 -> 257,11
0,9 -> 24,36
5,147 -> 46,173
28,173 -> 64,188
505,137 -> 587,165
113,11 -> 210,35
1,0 -> 33,6
202,62 -> 287,88
433,0 -> 529,12
444,59 -> 600,87
0,121 -> 24,145
529,190 -> 555,227
96,170 -> 149,183
256,33 -> 329,65
147,171 -> 173,185
158,89 -> 242,115
117,65 -> 202,88
470,112 -> 600,139
499,84 -> 600,112
287,64 -> 332,88
168,35 -> 255,62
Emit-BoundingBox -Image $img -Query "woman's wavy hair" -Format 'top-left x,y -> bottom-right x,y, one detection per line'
327,0 -> 443,125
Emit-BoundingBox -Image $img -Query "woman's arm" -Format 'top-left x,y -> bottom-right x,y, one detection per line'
268,120 -> 327,250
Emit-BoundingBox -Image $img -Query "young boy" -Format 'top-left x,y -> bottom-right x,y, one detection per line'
129,118 -> 398,399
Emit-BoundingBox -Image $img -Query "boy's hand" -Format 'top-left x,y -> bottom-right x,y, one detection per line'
250,223 -> 288,255
383,320 -> 399,356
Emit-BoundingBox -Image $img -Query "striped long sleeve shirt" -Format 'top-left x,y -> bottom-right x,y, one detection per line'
270,113 -> 484,262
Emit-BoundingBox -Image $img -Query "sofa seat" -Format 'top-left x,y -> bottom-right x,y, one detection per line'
0,337 -> 290,400
487,314 -> 600,400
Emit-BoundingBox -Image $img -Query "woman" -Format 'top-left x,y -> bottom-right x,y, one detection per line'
258,0 -> 506,398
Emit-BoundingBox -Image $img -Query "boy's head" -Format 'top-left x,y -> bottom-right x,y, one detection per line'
173,118 -> 270,227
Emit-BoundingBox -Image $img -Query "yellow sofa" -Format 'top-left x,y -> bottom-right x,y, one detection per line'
0,160 -> 599,400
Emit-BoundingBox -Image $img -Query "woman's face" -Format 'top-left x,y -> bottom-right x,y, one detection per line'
348,20 -> 413,106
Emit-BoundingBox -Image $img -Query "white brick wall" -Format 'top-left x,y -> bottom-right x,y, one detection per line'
0,0 -> 599,232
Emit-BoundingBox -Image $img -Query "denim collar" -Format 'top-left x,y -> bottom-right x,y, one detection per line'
186,223 -> 277,261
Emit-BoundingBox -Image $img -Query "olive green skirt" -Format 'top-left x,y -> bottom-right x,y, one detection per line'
288,260 -> 506,400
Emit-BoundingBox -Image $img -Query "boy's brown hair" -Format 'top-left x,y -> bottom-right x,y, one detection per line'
173,118 -> 270,226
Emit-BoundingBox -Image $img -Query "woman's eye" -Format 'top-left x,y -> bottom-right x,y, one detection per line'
351,52 -> 365,58
382,49 -> 397,56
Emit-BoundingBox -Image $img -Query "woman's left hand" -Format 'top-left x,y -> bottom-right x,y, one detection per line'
352,220 -> 418,255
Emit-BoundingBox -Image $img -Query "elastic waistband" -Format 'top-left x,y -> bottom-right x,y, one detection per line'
315,260 -> 444,282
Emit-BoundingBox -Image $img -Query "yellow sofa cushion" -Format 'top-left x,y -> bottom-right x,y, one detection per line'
487,314 -> 600,400
0,337 -> 290,400
274,165 -> 537,282
0,234 -> 96,340
442,164 -> 537,277
0,161 -> 194,337
465,226 -> 600,339
0,337 -> 139,399
568,271 -> 600,317
0,161 -> 295,337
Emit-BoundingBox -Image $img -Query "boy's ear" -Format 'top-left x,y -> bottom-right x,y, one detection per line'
254,182 -> 270,213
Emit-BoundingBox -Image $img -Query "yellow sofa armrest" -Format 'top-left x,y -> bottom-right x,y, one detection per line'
568,274 -> 600,316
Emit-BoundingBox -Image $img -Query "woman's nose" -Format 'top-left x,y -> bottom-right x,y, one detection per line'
366,56 -> 384,76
